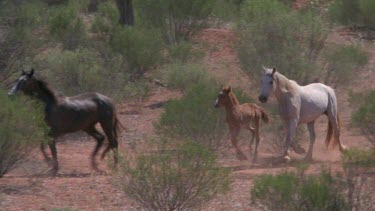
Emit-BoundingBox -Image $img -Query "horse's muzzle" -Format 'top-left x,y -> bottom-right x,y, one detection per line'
214,103 -> 220,108
258,95 -> 268,103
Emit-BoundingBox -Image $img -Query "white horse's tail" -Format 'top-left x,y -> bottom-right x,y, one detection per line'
325,112 -> 340,148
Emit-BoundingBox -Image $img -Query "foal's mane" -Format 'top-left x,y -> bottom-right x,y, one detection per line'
273,72 -> 298,93
228,92 -> 240,105
35,78 -> 58,103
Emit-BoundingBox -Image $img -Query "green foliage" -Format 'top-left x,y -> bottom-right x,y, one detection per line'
350,90 -> 375,145
237,0 -> 329,83
36,48 -> 130,100
162,62 -> 213,93
0,89 -> 46,177
329,0 -> 375,28
134,0 -> 216,43
91,1 -> 119,35
48,1 -> 88,49
342,148 -> 375,167
157,81 -> 228,150
251,169 -> 348,211
110,27 -> 163,77
115,139 -> 231,210
323,45 -> 368,85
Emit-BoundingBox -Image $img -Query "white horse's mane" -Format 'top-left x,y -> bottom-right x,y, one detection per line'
273,72 -> 298,93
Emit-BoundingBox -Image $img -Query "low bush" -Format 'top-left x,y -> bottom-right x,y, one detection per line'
110,27 -> 163,79
323,45 -> 368,85
350,90 -> 375,146
48,1 -> 88,50
237,0 -> 329,83
0,89 -> 46,177
115,139 -> 231,210
329,0 -> 375,29
251,169 -> 348,211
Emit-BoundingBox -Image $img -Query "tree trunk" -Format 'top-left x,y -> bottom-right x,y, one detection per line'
116,0 -> 134,26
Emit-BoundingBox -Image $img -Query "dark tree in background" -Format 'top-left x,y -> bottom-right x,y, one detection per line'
116,0 -> 134,26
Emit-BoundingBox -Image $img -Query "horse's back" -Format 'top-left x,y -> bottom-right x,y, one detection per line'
299,83 -> 336,123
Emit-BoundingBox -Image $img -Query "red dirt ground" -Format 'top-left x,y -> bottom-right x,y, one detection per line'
1,19 -> 375,211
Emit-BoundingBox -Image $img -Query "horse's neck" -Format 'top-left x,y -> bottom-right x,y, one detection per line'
35,80 -> 58,110
224,94 -> 240,114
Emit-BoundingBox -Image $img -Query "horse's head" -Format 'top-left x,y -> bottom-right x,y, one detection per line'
214,85 -> 232,108
8,69 -> 38,96
258,66 -> 276,103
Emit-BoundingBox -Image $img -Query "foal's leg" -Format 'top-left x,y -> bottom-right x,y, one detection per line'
245,125 -> 255,151
230,126 -> 247,160
253,118 -> 261,162
85,127 -> 105,170
304,121 -> 316,161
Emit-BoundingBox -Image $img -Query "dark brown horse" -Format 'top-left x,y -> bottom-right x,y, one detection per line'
8,69 -> 121,174
214,86 -> 269,161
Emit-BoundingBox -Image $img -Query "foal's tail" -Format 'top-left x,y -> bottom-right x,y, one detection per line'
259,108 -> 270,123
325,113 -> 340,148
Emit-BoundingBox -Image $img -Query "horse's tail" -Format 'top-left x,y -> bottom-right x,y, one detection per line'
259,108 -> 270,123
113,116 -> 123,142
325,112 -> 340,148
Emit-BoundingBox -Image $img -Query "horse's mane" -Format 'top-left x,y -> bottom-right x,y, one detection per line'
228,92 -> 240,105
36,78 -> 58,103
273,72 -> 298,93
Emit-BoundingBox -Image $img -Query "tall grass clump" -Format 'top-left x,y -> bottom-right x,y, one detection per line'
0,89 -> 46,177
251,169 -> 348,211
329,0 -> 375,29
134,0 -> 216,44
237,0 -> 329,83
114,139 -> 231,211
323,45 -> 368,85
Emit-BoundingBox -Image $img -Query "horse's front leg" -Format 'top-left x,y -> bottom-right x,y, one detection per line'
48,139 -> 59,175
40,141 -> 51,163
283,119 -> 298,162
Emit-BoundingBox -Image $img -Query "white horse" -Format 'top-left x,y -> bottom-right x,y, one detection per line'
258,67 -> 346,161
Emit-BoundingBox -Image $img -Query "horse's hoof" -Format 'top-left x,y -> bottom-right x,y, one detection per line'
292,144 -> 306,154
339,145 -> 347,153
283,155 -> 291,163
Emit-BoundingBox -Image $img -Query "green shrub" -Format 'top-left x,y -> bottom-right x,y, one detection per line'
110,27 -> 163,78
237,0 -> 329,83
0,89 -> 46,177
329,0 -> 375,29
251,169 -> 348,211
114,139 -> 231,210
350,90 -> 375,145
91,1 -> 119,35
323,45 -> 368,85
36,48 -> 130,100
162,62 -> 213,93
134,0 -> 216,44
48,1 -> 88,50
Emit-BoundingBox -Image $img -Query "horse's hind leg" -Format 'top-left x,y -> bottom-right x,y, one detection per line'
304,121 -> 316,161
252,119 -> 261,162
246,125 -> 255,151
327,112 -> 346,152
85,127 -> 105,170
99,120 -> 119,165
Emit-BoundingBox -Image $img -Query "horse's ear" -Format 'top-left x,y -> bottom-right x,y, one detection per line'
271,67 -> 277,76
29,68 -> 34,77
262,66 -> 267,73
228,86 -> 232,93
